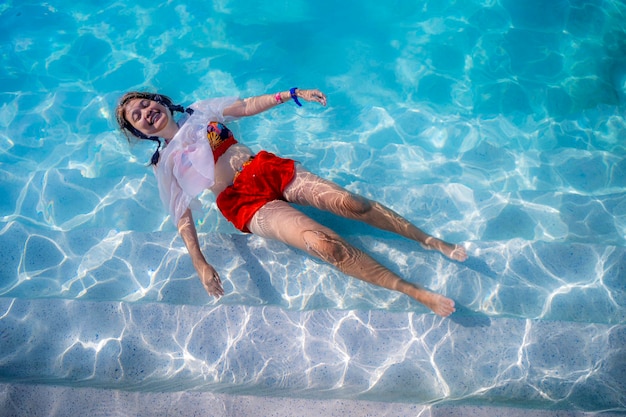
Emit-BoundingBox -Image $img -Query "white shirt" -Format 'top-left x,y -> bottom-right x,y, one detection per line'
153,97 -> 239,224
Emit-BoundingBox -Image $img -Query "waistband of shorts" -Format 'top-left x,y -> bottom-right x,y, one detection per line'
233,155 -> 255,183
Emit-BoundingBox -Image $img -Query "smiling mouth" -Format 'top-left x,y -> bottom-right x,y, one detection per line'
149,111 -> 160,125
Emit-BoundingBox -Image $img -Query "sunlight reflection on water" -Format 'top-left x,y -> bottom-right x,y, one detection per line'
0,0 -> 625,412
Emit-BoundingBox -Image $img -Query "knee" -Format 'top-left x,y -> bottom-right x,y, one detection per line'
340,193 -> 372,216
302,230 -> 353,265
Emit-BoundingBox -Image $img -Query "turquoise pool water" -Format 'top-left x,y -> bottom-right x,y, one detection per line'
1,0 -> 625,413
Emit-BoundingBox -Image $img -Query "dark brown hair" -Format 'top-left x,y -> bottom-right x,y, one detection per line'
115,92 -> 189,165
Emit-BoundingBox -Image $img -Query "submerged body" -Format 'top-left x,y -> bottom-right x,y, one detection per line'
117,89 -> 467,317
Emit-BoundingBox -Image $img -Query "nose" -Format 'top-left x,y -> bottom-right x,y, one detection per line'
141,107 -> 152,123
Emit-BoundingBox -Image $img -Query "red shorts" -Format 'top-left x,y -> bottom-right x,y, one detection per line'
216,151 -> 296,233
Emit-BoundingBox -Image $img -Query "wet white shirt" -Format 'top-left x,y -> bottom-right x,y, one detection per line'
153,97 -> 239,224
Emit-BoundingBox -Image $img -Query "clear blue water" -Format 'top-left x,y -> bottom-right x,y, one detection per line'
1,0 -> 625,413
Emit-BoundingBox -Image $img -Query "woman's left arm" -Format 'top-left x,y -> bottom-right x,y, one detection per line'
177,208 -> 224,298
223,88 -> 327,118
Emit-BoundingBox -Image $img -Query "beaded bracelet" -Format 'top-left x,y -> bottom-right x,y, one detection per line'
274,92 -> 283,104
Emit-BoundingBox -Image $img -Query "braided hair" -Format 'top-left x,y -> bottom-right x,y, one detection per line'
115,92 -> 193,165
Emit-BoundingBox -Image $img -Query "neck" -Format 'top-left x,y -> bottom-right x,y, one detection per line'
161,121 -> 180,143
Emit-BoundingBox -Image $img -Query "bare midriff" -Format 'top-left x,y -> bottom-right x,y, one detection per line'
210,143 -> 255,195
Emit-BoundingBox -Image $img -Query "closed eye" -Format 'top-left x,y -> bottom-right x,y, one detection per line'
127,99 -> 150,123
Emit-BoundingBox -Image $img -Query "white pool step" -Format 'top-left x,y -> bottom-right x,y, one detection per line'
0,297 -> 624,412
1,383 -> 625,417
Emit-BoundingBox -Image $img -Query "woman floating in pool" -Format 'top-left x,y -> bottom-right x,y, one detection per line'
115,88 -> 467,317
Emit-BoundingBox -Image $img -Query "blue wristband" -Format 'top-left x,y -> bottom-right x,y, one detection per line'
290,87 -> 302,107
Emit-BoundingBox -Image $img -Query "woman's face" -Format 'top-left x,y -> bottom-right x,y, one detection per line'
123,98 -> 173,138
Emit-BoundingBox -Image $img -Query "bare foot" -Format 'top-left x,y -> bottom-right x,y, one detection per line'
423,237 -> 468,262
445,244 -> 468,262
397,281 -> 456,317
420,291 -> 456,317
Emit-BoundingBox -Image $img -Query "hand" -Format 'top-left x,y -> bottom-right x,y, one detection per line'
296,89 -> 327,107
197,261 -> 224,298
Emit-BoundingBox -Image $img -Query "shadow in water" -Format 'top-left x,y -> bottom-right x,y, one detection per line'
461,256 -> 499,281
449,303 -> 492,328
231,234 -> 284,305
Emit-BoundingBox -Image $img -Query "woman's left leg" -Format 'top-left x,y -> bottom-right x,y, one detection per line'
247,200 -> 456,317
283,166 -> 468,261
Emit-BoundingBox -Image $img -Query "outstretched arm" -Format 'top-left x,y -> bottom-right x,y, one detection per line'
223,88 -> 327,118
177,208 -> 224,297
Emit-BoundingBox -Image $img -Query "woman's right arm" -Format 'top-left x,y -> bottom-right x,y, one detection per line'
177,208 -> 224,298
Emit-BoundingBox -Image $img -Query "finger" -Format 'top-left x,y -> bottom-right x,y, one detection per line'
208,284 -> 224,298
212,275 -> 224,293
215,282 -> 224,297
309,92 -> 325,105
204,279 -> 222,297
316,91 -> 327,105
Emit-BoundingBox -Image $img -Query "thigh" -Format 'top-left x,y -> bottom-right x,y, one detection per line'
283,166 -> 370,215
247,200 -> 339,252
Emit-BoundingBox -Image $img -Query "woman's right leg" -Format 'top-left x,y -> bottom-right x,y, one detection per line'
247,200 -> 456,317
283,167 -> 468,262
